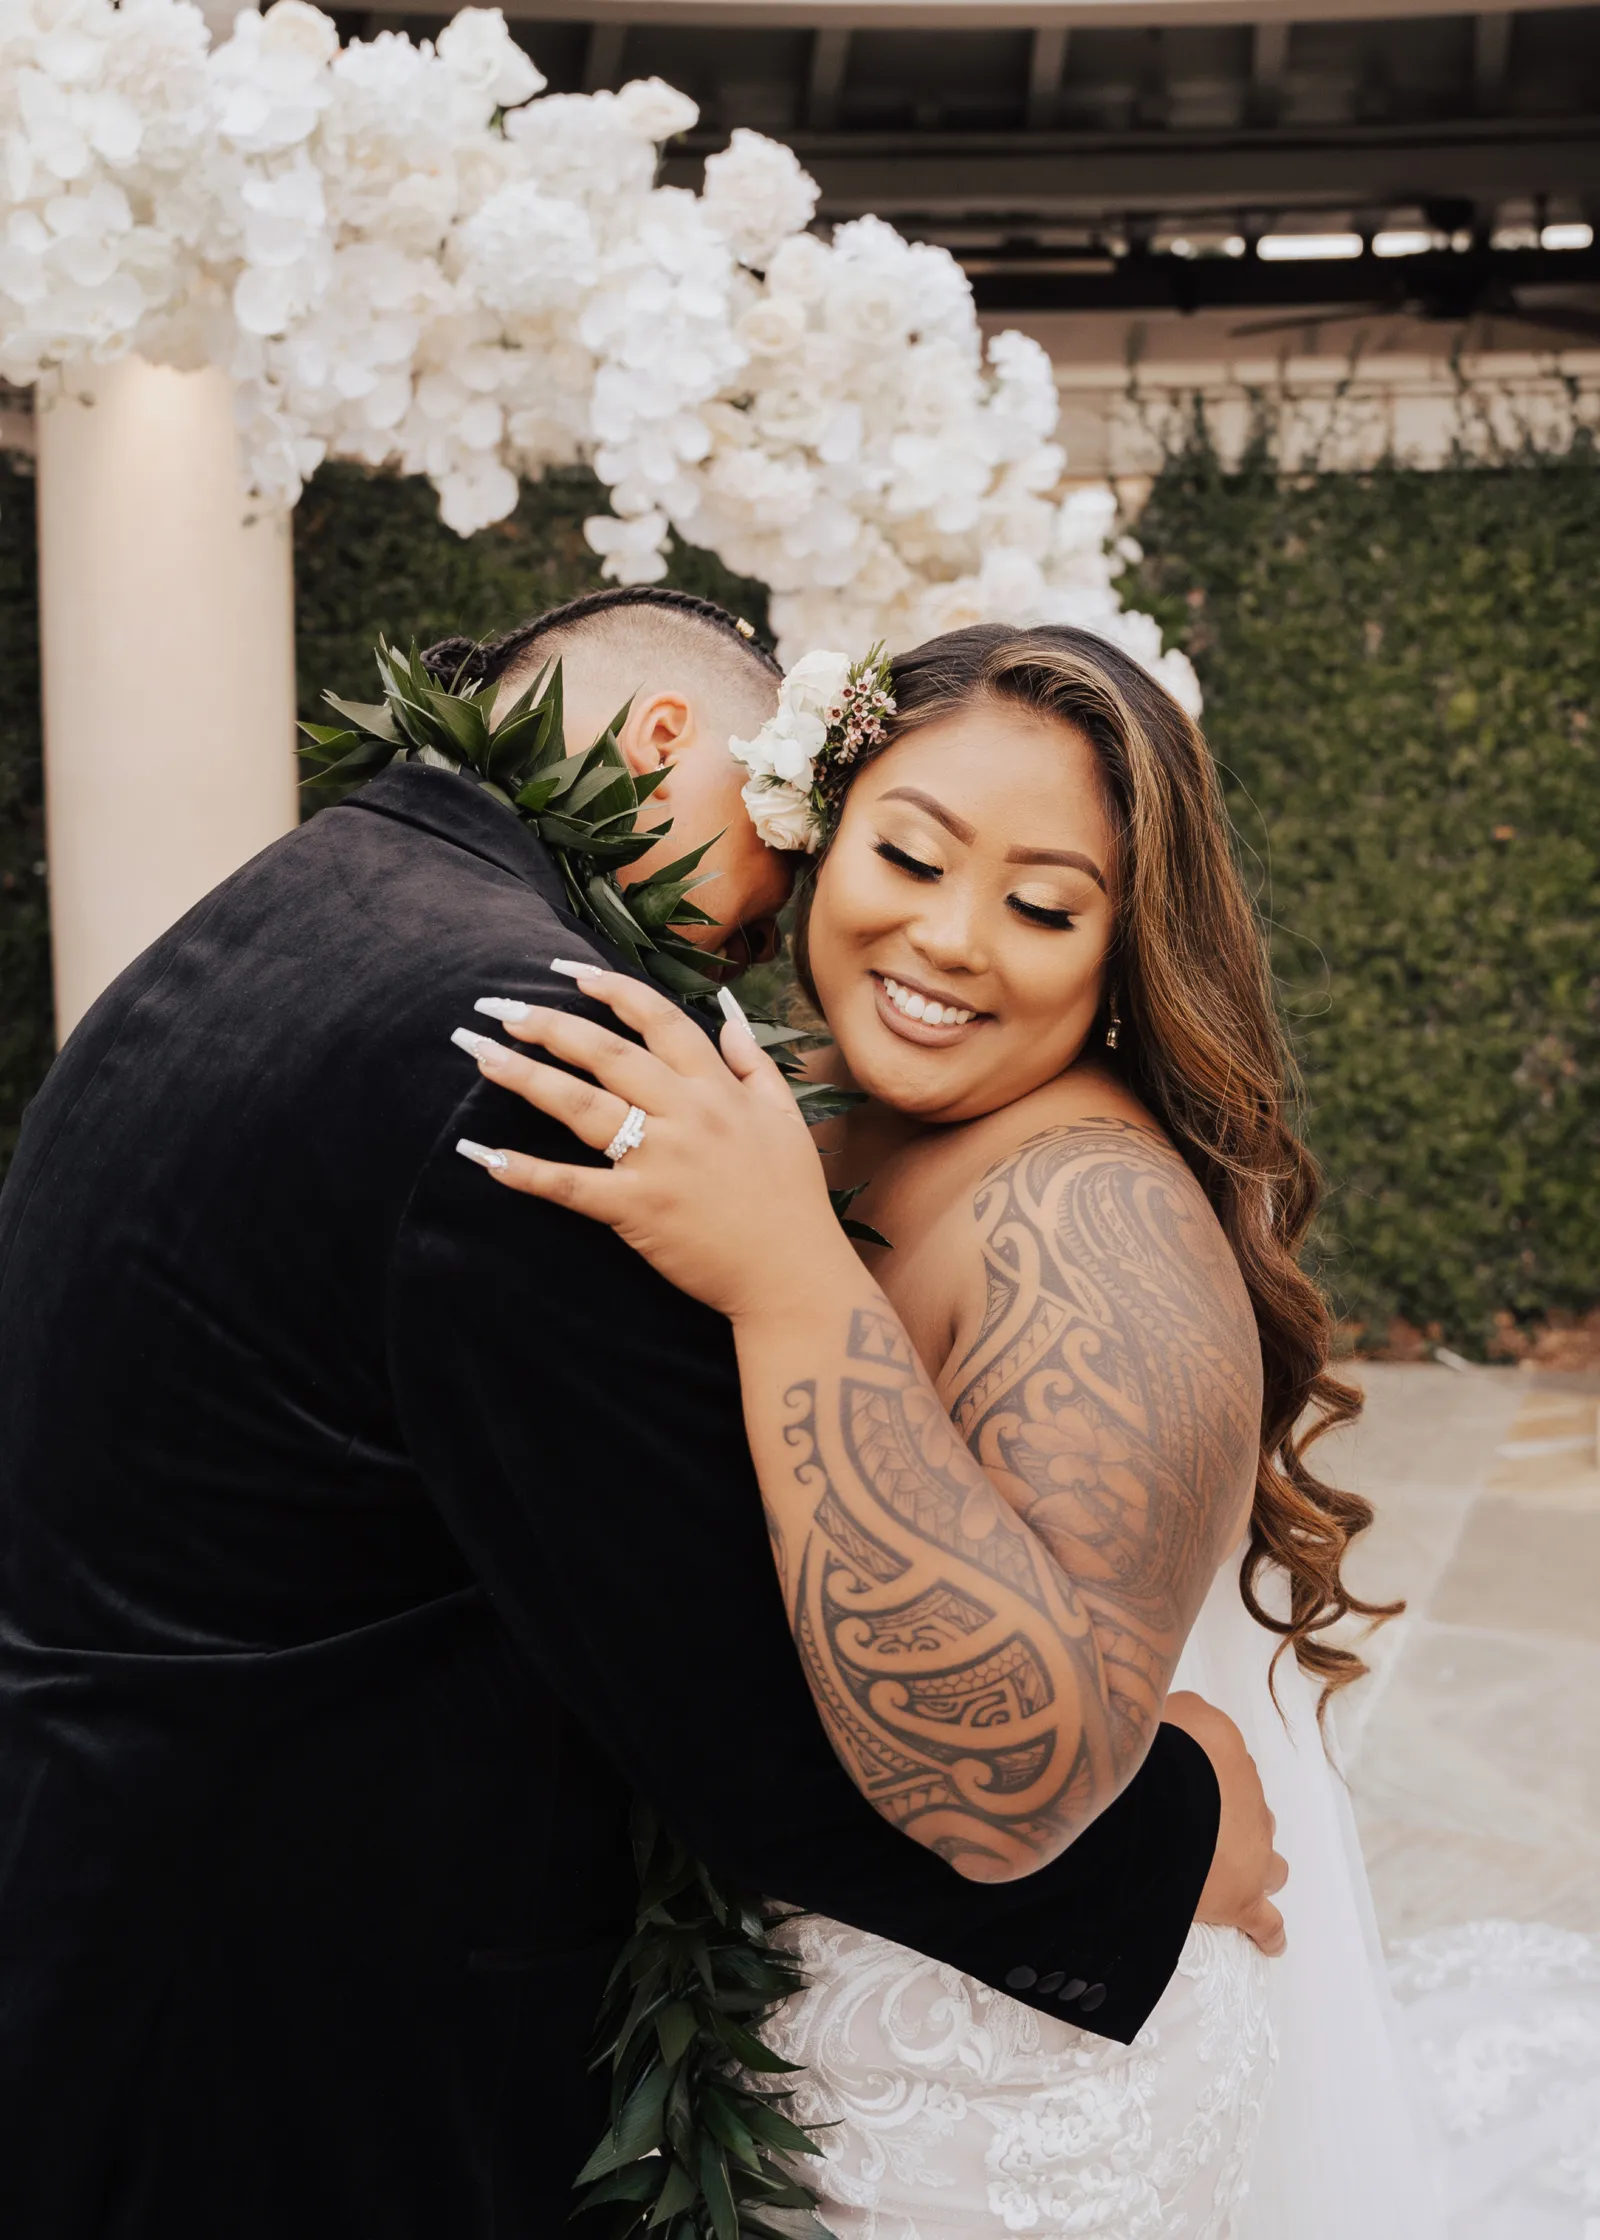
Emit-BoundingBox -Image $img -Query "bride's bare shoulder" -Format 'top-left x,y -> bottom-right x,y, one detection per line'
897,1069 -> 1260,1425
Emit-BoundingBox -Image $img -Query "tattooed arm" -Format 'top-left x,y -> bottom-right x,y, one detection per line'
476,980 -> 1262,1885
728,1119 -> 1261,1883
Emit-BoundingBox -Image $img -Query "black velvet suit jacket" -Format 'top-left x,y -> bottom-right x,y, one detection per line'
0,765 -> 1219,2239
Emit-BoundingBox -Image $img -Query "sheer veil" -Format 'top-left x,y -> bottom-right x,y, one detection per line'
1176,1556 -> 1600,2240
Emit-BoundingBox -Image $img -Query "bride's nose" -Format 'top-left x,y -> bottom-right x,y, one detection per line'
906,882 -> 989,979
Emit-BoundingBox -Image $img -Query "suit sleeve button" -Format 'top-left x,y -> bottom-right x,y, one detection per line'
1035,1970 -> 1065,1995
1078,1983 -> 1107,2012
1058,1977 -> 1088,2003
1004,1966 -> 1037,1991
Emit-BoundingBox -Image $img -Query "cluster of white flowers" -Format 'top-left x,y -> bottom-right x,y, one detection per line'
0,0 -> 1196,710
729,646 -> 855,852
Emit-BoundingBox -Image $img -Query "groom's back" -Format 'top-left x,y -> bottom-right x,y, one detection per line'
0,769 -> 636,2237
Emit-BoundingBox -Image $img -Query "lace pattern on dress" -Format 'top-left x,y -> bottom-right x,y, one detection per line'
755,1916 -> 1275,2239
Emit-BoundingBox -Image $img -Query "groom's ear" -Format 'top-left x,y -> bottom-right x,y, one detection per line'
616,691 -> 692,780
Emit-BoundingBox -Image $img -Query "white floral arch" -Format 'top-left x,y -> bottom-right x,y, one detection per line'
2,0 -> 1195,706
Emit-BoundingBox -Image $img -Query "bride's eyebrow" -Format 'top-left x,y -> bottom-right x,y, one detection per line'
878,786 -> 975,843
1006,844 -> 1107,891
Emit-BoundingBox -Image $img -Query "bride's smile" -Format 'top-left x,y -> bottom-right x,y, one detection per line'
800,698 -> 1119,1126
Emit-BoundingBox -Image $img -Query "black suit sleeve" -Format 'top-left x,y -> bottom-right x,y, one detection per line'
388,1062 -> 1219,2046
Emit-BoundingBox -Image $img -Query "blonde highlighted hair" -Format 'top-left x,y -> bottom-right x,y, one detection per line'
795,623 -> 1399,1702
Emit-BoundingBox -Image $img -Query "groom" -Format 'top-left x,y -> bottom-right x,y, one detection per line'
0,586 -> 1280,2239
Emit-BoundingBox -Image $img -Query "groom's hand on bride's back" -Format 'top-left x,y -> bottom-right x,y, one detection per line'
1164,1692 -> 1288,1957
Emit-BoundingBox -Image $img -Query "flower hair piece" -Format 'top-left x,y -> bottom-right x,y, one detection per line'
730,645 -> 896,853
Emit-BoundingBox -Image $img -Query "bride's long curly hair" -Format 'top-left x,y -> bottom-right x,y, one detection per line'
793,623 -> 1399,1700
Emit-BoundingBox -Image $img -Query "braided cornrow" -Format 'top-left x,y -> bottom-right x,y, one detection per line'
420,585 -> 779,693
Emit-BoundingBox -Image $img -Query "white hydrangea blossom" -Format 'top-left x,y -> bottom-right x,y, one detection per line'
0,0 -> 1195,715
700,126 -> 818,271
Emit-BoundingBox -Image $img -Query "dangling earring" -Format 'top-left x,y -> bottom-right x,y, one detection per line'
1105,993 -> 1121,1051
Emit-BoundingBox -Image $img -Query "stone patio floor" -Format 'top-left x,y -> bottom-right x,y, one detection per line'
1323,1363 -> 1600,1941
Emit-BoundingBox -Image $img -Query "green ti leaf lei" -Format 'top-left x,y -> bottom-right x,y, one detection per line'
575,1805 -> 835,2240
297,639 -> 868,1154
299,637 -> 725,999
302,643 -> 873,2231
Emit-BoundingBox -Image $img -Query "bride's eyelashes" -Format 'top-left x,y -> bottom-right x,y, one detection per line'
872,835 -> 1080,931
873,837 -> 941,882
1009,897 -> 1079,931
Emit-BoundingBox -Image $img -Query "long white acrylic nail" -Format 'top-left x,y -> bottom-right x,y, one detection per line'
475,997 -> 531,1022
456,1138 -> 508,1172
550,957 -> 604,981
451,1027 -> 506,1064
717,986 -> 753,1034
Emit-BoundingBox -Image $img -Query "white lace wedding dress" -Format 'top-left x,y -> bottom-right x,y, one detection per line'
756,1554 -> 1600,2238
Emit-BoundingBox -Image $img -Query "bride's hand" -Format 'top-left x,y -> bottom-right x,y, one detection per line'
451,967 -> 851,1323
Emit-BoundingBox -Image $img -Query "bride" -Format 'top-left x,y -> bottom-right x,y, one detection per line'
453,622 -> 1444,2237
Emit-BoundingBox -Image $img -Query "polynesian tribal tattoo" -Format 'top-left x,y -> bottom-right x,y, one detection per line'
770,1120 -> 1260,1877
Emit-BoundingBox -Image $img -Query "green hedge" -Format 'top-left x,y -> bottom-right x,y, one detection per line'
294,462 -> 768,720
1123,435 -> 1599,1351
3,449 -> 1596,1351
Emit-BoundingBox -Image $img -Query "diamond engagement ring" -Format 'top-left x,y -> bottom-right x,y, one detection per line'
604,1104 -> 648,1163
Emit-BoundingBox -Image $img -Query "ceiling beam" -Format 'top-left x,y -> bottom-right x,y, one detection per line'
491,0 -> 1598,30
663,122 -> 1600,218
582,22 -> 627,90
961,239 -> 1600,316
1026,27 -> 1071,131
1248,20 -> 1290,128
808,27 -> 852,129
1473,13 -> 1514,114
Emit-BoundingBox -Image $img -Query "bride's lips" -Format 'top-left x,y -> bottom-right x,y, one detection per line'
869,971 -> 988,1048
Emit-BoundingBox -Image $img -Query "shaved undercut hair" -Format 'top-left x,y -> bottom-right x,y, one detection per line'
420,586 -> 782,740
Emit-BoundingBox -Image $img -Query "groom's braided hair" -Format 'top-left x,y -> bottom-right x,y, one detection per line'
420,585 -> 781,696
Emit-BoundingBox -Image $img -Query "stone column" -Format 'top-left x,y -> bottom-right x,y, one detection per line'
34,355 -> 298,1038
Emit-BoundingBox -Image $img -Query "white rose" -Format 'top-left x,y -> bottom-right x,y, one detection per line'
729,703 -> 823,785
765,232 -> 831,304
912,578 -> 991,638
613,77 -> 698,142
740,776 -> 820,854
825,266 -> 913,352
782,647 -> 852,724
736,294 -> 806,357
749,379 -> 829,449
700,128 -> 818,269
258,1 -> 340,71
436,8 -> 544,111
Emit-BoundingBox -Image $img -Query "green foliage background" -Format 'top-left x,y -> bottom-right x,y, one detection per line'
1122,433 -> 1599,1350
294,462 -> 768,721
1,445 -> 1595,1349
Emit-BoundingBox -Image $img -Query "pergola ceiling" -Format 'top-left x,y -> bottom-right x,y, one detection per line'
338,4 -> 1600,333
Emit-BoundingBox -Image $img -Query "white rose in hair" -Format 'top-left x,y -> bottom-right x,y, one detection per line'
741,777 -> 818,854
781,648 -> 852,726
730,703 -> 824,786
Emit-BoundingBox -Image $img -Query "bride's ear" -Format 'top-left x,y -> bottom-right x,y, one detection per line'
616,691 -> 692,781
